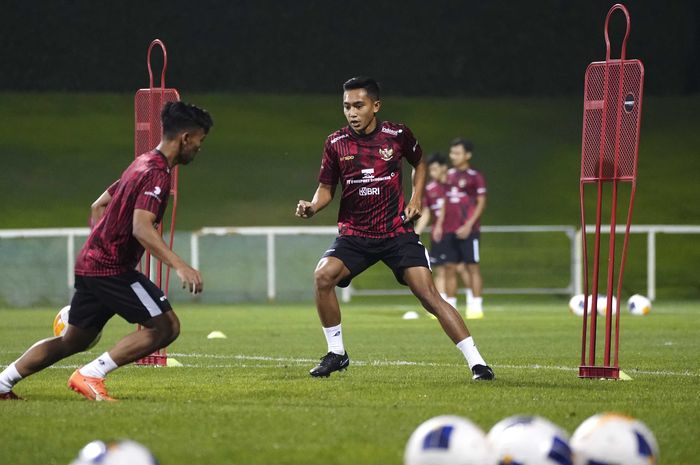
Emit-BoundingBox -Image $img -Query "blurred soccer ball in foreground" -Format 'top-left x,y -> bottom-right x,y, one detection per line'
570,413 -> 658,465
404,415 -> 493,465
53,305 -> 102,349
487,415 -> 572,465
627,294 -> 651,316
70,440 -> 160,465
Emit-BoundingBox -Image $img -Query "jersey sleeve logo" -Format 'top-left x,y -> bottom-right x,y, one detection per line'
379,147 -> 394,161
144,186 -> 163,201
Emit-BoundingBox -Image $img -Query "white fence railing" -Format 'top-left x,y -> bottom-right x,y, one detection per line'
2,225 -> 699,304
345,225 -> 578,300
574,224 -> 700,301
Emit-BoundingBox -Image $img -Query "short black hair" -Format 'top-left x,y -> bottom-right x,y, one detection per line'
449,138 -> 474,153
343,76 -> 381,101
161,101 -> 213,139
427,152 -> 447,166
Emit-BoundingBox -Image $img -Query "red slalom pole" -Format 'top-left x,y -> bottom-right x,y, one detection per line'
577,4 -> 644,379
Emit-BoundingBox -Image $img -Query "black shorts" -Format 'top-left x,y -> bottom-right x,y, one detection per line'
429,236 -> 453,266
69,270 -> 173,331
322,232 -> 431,288
436,232 -> 481,265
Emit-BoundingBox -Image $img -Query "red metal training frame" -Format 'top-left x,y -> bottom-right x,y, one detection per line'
578,4 -> 644,379
134,40 -> 181,366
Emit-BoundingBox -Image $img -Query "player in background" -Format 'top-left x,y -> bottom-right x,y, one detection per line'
446,138 -> 487,319
295,77 -> 494,381
414,153 -> 463,309
0,102 -> 213,401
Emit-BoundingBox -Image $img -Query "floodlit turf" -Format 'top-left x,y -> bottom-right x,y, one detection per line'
1,301 -> 698,465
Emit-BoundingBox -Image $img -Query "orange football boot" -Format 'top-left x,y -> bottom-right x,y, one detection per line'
68,368 -> 117,402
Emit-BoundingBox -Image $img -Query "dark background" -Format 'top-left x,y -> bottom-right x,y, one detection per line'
2,0 -> 698,96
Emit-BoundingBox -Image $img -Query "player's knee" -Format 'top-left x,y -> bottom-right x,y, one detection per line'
161,315 -> 180,346
314,268 -> 338,291
61,332 -> 95,354
415,286 -> 442,314
168,318 -> 181,344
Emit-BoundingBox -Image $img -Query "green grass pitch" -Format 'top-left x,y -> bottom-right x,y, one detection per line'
1,300 -> 698,464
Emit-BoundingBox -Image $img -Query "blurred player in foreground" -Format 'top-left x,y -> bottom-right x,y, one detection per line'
414,152 -> 465,309
0,102 -> 212,401
447,138 -> 487,319
296,77 -> 494,381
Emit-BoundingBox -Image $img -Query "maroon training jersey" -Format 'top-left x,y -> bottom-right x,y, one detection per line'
318,121 -> 423,238
445,167 -> 487,233
423,180 -> 462,234
75,150 -> 172,276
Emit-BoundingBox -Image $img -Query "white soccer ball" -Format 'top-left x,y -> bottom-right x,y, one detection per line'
596,295 -> 618,316
568,294 -> 586,316
404,415 -> 493,465
53,305 -> 102,349
570,413 -> 659,465
627,294 -> 652,316
70,440 -> 159,465
487,415 -> 572,465
568,294 -> 615,317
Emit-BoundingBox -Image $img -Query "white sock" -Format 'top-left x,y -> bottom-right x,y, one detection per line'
456,337 -> 487,369
439,292 -> 448,301
446,297 -> 458,309
0,363 -> 22,393
323,324 -> 345,355
466,288 -> 474,306
470,297 -> 483,313
79,352 -> 118,379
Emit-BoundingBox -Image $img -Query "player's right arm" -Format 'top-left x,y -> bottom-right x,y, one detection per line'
297,136 -> 339,219
432,202 -> 445,242
296,183 -> 336,219
133,209 -> 203,294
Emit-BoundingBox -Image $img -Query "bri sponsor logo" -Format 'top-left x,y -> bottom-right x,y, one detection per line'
359,187 -> 380,196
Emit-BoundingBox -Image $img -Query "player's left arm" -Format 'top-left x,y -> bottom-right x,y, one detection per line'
457,173 -> 487,238
466,195 -> 487,226
89,180 -> 119,227
133,209 -> 203,294
466,172 -> 487,227
457,195 -> 486,239
404,159 -> 426,223
403,128 -> 425,223
90,190 -> 112,226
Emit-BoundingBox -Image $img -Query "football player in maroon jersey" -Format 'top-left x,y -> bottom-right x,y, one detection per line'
446,139 -> 487,319
0,102 -> 212,401
296,77 -> 493,381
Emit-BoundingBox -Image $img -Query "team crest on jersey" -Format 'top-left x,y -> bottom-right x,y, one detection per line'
379,147 -> 394,161
459,179 -> 467,188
